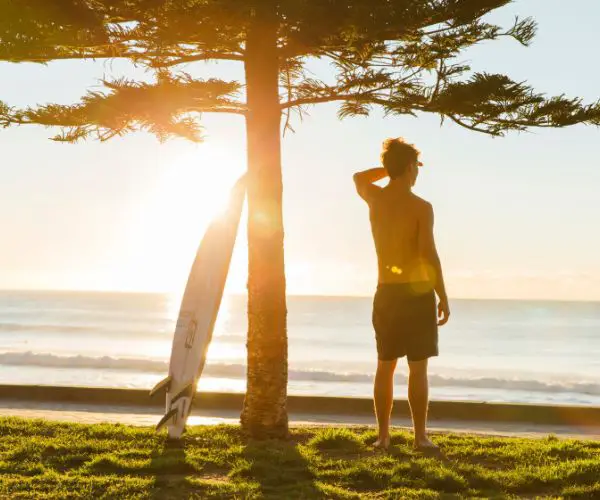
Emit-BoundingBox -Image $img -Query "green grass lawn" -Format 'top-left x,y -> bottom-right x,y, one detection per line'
1,417 -> 599,499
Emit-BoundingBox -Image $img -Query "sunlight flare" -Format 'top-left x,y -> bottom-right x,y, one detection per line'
122,141 -> 246,294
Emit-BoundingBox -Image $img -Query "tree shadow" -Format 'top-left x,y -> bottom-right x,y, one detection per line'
148,438 -> 193,499
413,445 -> 450,463
240,437 -> 321,499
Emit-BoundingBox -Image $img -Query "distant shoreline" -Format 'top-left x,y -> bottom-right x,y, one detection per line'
2,385 -> 599,428
1,289 -> 599,304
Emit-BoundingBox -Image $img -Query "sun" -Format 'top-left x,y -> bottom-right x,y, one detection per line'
120,140 -> 247,295
166,142 -> 246,221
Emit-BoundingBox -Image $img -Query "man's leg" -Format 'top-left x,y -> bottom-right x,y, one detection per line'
374,358 -> 397,448
407,358 -> 437,449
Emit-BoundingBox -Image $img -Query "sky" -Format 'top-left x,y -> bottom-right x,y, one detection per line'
1,0 -> 599,300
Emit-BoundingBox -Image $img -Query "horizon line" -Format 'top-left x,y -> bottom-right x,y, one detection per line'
0,288 -> 599,305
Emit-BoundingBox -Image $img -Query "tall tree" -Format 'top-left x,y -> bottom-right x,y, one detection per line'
2,0 -> 599,438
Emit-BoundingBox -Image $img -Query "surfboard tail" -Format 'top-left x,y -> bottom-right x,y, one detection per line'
171,382 -> 195,405
154,383 -> 196,435
156,408 -> 179,431
149,375 -> 172,398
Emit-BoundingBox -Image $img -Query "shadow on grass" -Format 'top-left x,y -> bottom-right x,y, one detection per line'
414,445 -> 450,463
147,432 -> 257,499
238,438 -> 321,499
148,438 -> 191,499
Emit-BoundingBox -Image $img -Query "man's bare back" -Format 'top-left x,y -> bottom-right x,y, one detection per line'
369,188 -> 432,286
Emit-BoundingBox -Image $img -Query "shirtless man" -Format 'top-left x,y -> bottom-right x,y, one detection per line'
353,137 -> 450,451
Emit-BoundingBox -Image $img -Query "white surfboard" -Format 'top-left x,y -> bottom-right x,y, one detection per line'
151,174 -> 246,438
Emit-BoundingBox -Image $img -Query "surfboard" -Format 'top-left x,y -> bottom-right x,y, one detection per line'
151,174 -> 246,438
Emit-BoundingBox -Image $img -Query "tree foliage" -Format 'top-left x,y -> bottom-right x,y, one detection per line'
2,0 -> 599,141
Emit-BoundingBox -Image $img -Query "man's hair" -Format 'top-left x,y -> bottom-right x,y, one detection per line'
380,138 -> 420,179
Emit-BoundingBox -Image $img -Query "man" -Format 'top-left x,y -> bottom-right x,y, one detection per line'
353,137 -> 450,451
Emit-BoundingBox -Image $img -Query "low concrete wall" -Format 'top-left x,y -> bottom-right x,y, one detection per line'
1,385 -> 599,427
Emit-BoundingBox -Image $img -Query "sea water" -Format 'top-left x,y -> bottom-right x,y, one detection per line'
1,290 -> 599,406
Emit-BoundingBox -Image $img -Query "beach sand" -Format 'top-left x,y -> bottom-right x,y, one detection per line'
2,400 -> 599,440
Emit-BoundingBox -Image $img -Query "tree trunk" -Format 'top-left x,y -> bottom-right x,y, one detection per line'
240,6 -> 289,439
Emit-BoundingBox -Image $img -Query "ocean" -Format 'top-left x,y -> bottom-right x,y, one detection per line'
1,290 -> 599,407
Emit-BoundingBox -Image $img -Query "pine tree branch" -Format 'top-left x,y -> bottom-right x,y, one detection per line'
5,49 -> 245,65
5,73 -> 244,141
281,83 -> 391,110
191,107 -> 246,115
446,115 -> 499,136
280,94 -> 354,109
278,0 -> 519,58
149,53 -> 244,68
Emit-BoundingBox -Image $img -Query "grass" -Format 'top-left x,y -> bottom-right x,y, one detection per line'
1,418 -> 600,499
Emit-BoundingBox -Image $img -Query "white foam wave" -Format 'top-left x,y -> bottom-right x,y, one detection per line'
1,351 -> 599,396
0,323 -> 172,337
0,351 -> 168,372
0,323 -> 250,341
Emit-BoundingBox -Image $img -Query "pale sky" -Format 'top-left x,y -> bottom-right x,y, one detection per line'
1,0 -> 599,300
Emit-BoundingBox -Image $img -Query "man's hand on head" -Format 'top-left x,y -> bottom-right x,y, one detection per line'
353,168 -> 387,203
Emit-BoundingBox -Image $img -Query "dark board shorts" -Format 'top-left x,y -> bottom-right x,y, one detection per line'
372,282 -> 439,362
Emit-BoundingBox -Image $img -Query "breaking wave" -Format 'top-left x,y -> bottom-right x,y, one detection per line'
1,351 -> 599,396
0,322 -> 172,336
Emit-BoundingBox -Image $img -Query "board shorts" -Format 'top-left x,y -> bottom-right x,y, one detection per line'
372,282 -> 439,362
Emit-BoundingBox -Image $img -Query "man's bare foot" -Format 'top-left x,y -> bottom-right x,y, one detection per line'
373,436 -> 390,450
413,435 -> 439,452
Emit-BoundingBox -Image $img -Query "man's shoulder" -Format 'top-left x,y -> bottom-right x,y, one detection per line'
410,193 -> 433,212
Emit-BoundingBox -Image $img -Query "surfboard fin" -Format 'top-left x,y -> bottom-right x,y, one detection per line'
149,376 -> 172,397
156,408 -> 179,431
170,382 -> 194,405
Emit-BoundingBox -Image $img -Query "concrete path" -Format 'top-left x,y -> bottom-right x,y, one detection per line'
2,400 -> 599,440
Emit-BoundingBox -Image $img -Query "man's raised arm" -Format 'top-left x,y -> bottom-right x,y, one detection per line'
353,168 -> 387,203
